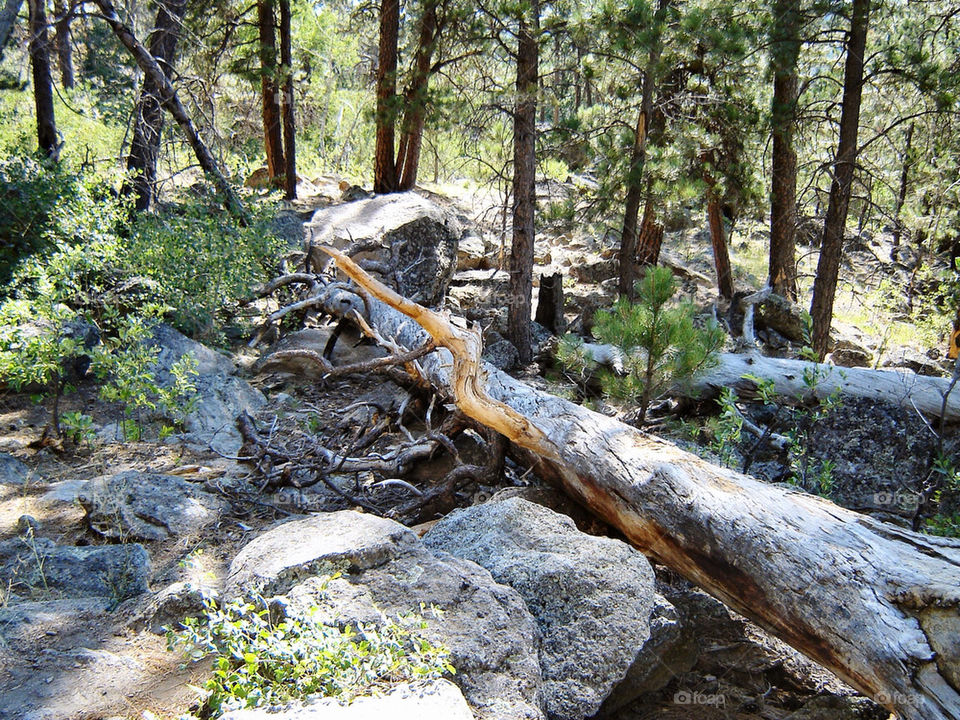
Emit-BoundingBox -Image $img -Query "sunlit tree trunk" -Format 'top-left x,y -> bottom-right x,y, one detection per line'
279,0 -> 295,199
125,0 -> 187,211
619,0 -> 667,299
258,0 -> 284,184
768,0 -> 801,300
373,0 -> 399,193
810,0 -> 870,358
396,0 -> 440,191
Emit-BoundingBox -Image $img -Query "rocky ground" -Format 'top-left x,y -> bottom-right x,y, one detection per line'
1,178 -> 947,719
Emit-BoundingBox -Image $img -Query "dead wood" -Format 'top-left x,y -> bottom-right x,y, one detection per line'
321,244 -> 960,720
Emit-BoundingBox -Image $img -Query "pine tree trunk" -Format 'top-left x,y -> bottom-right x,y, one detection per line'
707,194 -> 735,300
53,0 -> 73,89
125,0 -> 187,212
508,0 -> 538,366
93,0 -> 246,220
28,0 -> 57,159
396,0 -> 439,191
619,0 -> 667,300
810,0 -> 870,359
373,0 -> 399,194
636,199 -> 663,267
279,0 -> 295,200
0,0 -> 23,61
258,0 -> 284,184
768,0 -> 800,300
892,121 -> 914,251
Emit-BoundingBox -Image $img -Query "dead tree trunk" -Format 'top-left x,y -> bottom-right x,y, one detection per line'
321,245 -> 960,720
696,351 -> 960,421
93,0 -> 247,221
125,0 -> 187,211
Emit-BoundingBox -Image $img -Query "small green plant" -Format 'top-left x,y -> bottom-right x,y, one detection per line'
60,411 -> 95,445
710,387 -> 743,466
168,586 -> 454,719
924,512 -> 960,538
560,266 -> 725,423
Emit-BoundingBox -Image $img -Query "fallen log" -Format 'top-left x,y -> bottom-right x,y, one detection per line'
321,245 -> 960,720
696,351 -> 960,421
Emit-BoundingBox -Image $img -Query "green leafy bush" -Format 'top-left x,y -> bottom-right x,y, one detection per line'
168,587 -> 454,718
559,265 -> 725,423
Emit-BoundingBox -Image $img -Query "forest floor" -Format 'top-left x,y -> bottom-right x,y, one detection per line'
0,178 -> 946,720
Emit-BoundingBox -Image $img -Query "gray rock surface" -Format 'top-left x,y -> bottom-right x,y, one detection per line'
457,232 -> 493,271
0,537 -> 149,602
225,511 -> 544,720
221,680 -> 474,720
129,580 -> 218,634
79,470 -> 229,541
0,453 -> 32,485
423,497 -> 657,719
0,597 -> 114,643
149,324 -> 266,453
305,193 -> 460,307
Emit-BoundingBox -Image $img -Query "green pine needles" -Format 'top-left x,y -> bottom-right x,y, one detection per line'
559,265 -> 725,423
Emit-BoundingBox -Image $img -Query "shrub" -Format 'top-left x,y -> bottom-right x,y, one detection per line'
559,265 -> 725,423
168,587 -> 454,718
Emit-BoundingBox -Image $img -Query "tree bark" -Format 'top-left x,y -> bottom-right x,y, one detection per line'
0,0 -> 23,62
635,199 -> 664,267
702,158 -> 735,300
258,0 -> 284,184
507,0 -> 538,366
28,0 -> 58,159
93,0 -> 246,220
373,0 -> 399,194
279,0 -> 295,200
396,0 -> 439,191
618,0 -> 667,300
695,351 -> 960,420
53,0 -> 73,89
892,121 -> 914,251
768,0 -> 800,300
125,0 -> 187,211
810,0 -> 870,359
321,246 -> 960,720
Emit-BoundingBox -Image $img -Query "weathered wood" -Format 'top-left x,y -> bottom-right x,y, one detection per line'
322,245 -> 960,720
697,351 -> 960,421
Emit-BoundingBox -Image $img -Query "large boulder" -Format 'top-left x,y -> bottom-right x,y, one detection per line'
0,537 -> 149,602
305,193 -> 460,307
147,324 -> 266,453
224,511 -> 544,720
423,498 -> 657,720
221,680 -> 474,720
78,471 -> 229,541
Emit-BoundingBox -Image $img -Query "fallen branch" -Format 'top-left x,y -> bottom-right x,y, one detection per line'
321,244 -> 960,720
